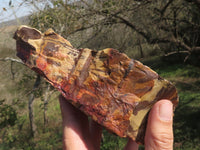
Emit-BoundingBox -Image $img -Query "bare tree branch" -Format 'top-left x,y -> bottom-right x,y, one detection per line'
0,57 -> 24,64
160,0 -> 175,17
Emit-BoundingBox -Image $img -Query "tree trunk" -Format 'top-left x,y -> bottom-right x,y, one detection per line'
28,75 -> 40,138
43,83 -> 51,127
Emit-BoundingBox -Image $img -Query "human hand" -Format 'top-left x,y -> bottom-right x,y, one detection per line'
59,95 -> 173,150
124,99 -> 173,150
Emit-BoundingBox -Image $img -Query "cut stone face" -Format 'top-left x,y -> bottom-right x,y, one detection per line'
14,25 -> 179,144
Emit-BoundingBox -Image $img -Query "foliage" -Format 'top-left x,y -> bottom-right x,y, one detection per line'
101,129 -> 127,150
0,99 -> 17,128
28,0 -> 200,61
0,92 -> 62,150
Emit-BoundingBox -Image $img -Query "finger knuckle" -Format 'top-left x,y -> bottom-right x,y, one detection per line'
151,133 -> 173,149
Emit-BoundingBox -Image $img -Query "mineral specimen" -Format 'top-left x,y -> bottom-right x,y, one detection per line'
14,26 -> 178,144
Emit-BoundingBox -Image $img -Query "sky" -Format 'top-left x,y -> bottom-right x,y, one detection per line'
0,0 -> 36,23
0,0 -> 76,23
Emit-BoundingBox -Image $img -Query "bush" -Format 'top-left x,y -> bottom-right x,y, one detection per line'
0,99 -> 17,128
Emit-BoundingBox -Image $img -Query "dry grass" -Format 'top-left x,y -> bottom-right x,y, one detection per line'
0,26 -> 17,51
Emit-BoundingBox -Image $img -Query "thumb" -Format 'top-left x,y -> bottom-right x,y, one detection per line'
145,100 -> 173,150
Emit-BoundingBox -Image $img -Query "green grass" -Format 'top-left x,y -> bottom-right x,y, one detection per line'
173,92 -> 200,149
156,64 -> 200,78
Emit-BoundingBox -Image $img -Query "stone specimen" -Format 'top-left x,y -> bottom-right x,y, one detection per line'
14,26 -> 178,144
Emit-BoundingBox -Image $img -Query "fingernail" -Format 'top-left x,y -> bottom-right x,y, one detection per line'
159,101 -> 173,122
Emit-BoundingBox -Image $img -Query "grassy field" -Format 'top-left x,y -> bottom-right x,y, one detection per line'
0,25 -> 200,150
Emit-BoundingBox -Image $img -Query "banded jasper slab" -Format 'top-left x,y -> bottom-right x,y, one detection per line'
14,26 -> 178,144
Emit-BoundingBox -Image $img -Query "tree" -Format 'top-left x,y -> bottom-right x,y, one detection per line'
27,0 -> 200,64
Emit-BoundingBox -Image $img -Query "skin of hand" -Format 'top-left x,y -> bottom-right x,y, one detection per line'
59,95 -> 173,150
